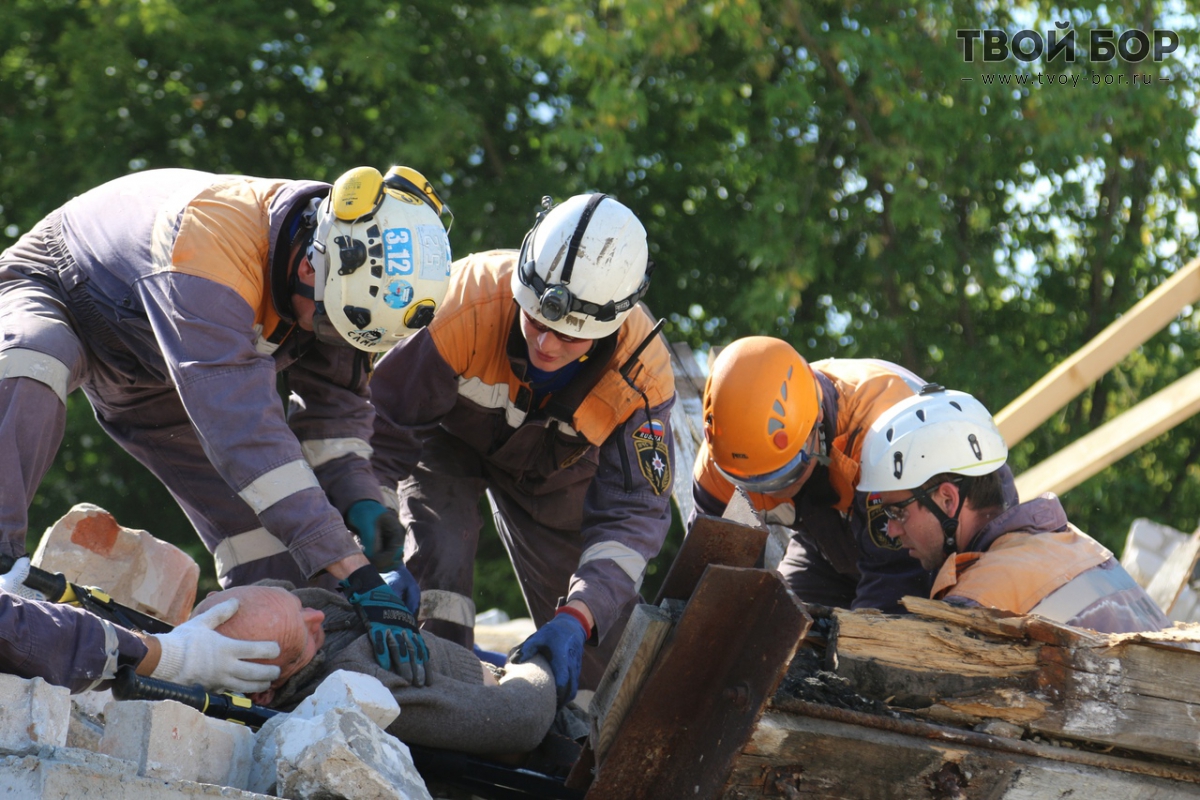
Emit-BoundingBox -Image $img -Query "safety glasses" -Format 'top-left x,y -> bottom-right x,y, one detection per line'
521,311 -> 588,345
879,491 -> 925,524
715,428 -> 819,494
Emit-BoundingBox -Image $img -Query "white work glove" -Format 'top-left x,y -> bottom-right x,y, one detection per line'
151,598 -> 281,694
0,556 -> 48,602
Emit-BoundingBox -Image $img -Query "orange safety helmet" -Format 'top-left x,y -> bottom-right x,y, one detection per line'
703,337 -> 821,493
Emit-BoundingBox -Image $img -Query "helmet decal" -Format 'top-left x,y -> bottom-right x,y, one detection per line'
345,328 -> 386,348
384,280 -> 414,309
383,228 -> 415,275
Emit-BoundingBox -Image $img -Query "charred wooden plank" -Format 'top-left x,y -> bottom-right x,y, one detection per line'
655,515 -> 768,604
587,566 -> 809,800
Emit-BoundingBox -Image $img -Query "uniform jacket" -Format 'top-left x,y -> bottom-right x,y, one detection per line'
370,250 -> 676,637
48,169 -> 375,575
935,494 -> 1170,633
692,358 -> 929,609
0,590 -> 147,693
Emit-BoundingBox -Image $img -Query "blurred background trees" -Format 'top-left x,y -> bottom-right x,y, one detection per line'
3,0 -> 1197,614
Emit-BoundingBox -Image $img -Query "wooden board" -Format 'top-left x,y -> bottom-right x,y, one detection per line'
1015,364 -> 1200,498
668,341 -> 707,526
721,705 -> 1200,799
996,255 -> 1200,447
586,567 -> 810,799
655,514 -> 768,604
829,599 -> 1200,765
587,603 -> 676,763
1145,529 -> 1200,617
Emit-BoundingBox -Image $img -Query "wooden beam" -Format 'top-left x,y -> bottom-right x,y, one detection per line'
1146,530 -> 1200,618
995,256 -> 1200,446
668,341 -> 707,526
828,600 -> 1200,765
1014,365 -> 1200,499
587,567 -> 809,800
588,604 -> 677,764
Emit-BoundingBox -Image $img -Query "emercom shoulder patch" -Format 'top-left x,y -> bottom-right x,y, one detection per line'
866,492 -> 904,551
632,418 -> 671,495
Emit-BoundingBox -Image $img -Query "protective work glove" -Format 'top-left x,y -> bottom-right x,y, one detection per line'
382,567 -> 422,617
510,610 -> 587,707
340,565 -> 429,686
347,499 -> 408,570
151,598 -> 281,694
0,556 -> 48,602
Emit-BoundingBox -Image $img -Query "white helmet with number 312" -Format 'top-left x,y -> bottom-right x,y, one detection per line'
306,165 -> 453,353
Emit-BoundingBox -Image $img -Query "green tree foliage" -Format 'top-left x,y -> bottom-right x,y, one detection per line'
2,0 -> 1198,614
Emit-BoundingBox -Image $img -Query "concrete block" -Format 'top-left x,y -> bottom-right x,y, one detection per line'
0,749 -> 275,798
276,707 -> 432,800
0,674 -> 70,754
99,698 -> 254,788
67,687 -> 112,751
247,712 -> 288,796
32,503 -> 199,626
290,669 -> 400,729
1122,519 -> 1188,587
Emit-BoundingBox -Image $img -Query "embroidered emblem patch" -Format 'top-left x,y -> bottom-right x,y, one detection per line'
865,492 -> 903,551
632,419 -> 671,495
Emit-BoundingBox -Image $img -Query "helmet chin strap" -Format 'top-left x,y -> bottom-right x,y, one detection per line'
917,485 -> 967,557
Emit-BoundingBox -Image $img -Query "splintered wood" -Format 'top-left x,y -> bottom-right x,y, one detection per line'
830,596 -> 1200,764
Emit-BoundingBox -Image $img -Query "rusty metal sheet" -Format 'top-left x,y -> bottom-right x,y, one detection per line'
655,515 -> 769,604
586,566 -> 810,800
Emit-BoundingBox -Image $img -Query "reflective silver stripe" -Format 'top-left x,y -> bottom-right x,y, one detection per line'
237,460 -> 320,513
212,527 -> 290,580
301,437 -> 373,468
580,541 -> 648,591
458,376 -> 527,427
419,589 -> 476,627
379,484 -> 400,514
86,619 -> 121,691
1030,566 -> 1137,624
0,348 -> 70,404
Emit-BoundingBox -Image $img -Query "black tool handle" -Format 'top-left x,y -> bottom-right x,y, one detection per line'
0,554 -> 173,634
0,554 -> 69,601
112,666 -> 279,728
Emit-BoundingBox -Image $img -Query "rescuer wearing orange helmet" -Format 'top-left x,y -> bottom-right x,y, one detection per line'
692,336 -> 1017,612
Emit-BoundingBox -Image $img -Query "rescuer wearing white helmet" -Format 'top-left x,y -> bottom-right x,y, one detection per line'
0,164 -> 451,687
692,336 -> 962,612
368,193 -> 676,707
858,386 -> 1169,633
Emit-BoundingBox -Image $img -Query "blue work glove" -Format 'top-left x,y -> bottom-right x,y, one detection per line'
340,565 -> 429,686
382,568 -> 422,618
472,643 -> 508,668
347,499 -> 408,569
510,611 -> 587,707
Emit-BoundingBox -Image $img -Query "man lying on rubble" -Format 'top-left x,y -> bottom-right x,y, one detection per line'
856,386 -> 1170,633
0,556 -> 280,694
191,583 -> 570,757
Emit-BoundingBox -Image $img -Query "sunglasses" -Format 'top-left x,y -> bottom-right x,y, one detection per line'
522,311 -> 589,345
